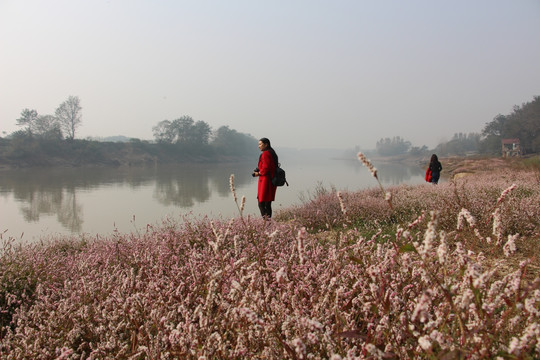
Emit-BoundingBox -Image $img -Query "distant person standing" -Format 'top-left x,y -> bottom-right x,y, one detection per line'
252,138 -> 278,218
428,154 -> 442,184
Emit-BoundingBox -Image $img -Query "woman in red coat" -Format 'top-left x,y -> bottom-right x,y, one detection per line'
252,138 -> 278,218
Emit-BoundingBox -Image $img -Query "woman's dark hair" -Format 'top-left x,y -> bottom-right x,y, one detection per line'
430,154 -> 438,163
259,137 -> 278,165
259,138 -> 271,147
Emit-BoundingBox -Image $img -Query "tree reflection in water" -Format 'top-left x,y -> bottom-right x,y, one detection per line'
153,165 -> 211,207
153,162 -> 255,207
8,171 -> 85,233
0,162 -> 255,234
1,159 -> 424,237
17,189 -> 83,233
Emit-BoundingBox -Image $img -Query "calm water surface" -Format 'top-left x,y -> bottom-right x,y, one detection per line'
0,156 -> 426,242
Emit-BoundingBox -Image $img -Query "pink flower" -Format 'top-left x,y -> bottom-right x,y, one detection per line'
229,174 -> 237,202
492,208 -> 503,245
276,267 -> 288,284
503,234 -> 518,257
418,335 -> 432,350
457,208 -> 476,230
55,347 -> 74,359
412,292 -> 431,323
297,227 -> 307,265
497,183 -> 517,204
357,152 -> 378,178
292,338 -> 306,358
437,235 -> 448,265
337,191 -> 347,215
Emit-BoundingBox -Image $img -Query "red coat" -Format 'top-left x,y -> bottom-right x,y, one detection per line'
257,150 -> 277,202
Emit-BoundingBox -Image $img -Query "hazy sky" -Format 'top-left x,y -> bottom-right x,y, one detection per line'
1,1 -> 539,150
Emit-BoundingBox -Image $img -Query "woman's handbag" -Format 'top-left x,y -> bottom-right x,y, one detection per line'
425,168 -> 432,182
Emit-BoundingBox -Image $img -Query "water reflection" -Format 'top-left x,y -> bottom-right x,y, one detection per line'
0,162 -> 255,235
372,162 -> 424,185
19,188 -> 83,232
153,162 -> 256,206
153,165 -> 211,207
333,159 -> 424,186
0,158 -> 424,238
210,166 -> 255,197
2,170 -> 86,232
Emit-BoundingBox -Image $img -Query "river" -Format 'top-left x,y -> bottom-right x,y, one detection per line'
0,152 -> 426,242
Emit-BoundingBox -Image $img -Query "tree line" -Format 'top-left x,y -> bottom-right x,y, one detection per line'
5,94 -> 539,162
479,95 -> 540,155
1,99 -> 258,167
151,116 -> 257,156
15,96 -> 82,140
372,96 -> 539,157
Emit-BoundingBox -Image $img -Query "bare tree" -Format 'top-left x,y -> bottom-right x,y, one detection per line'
34,115 -> 63,139
55,96 -> 82,140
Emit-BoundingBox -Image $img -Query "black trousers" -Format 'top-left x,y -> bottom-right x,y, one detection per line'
258,201 -> 272,218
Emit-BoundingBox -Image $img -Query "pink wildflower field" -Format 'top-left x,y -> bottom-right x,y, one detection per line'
1,157 -> 539,359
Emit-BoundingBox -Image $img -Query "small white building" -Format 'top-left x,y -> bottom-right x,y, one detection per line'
501,138 -> 522,158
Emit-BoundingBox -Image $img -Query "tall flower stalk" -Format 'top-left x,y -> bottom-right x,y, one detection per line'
229,174 -> 246,226
357,152 -> 393,209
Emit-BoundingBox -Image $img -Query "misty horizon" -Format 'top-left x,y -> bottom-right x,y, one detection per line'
1,1 -> 539,150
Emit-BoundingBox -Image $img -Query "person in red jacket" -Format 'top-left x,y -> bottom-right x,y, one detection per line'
252,138 -> 278,218
427,154 -> 442,184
